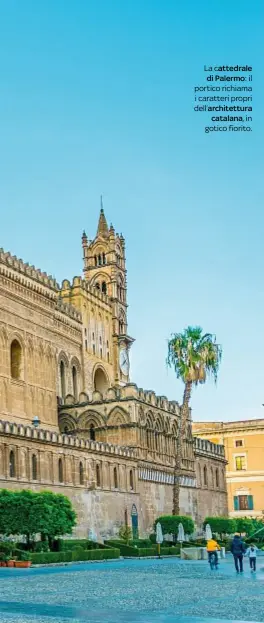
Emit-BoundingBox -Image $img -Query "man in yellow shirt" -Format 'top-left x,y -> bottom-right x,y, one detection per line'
207,538 -> 221,569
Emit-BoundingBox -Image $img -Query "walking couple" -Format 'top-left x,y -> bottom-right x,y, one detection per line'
231,534 -> 258,573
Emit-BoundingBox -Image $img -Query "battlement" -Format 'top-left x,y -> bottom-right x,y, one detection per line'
61,276 -> 111,306
62,383 -> 180,415
194,436 -> 225,459
0,248 -> 59,291
0,419 -> 136,459
56,297 -> 82,322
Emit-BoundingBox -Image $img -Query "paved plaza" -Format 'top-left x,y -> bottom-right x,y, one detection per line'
0,556 -> 263,623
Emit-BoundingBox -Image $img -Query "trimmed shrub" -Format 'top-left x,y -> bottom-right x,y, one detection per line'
60,539 -> 99,551
30,548 -> 119,565
129,539 -> 152,548
154,516 -> 195,537
203,517 -> 236,537
105,540 -> 140,557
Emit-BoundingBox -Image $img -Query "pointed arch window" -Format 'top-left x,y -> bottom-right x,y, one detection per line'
102,252 -> 106,265
102,282 -> 107,294
72,366 -> 77,401
95,282 -> 100,290
129,469 -> 134,491
10,339 -> 22,380
203,465 -> 208,486
94,256 -> 97,266
90,424 -> 95,441
58,458 -> 63,483
113,466 -> 118,489
9,450 -> 16,478
96,464 -> 101,487
32,454 -> 37,480
60,361 -> 66,400
215,468 -> 219,488
98,254 -> 102,265
79,462 -> 84,485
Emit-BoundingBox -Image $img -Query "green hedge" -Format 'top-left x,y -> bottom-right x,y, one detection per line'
59,539 -> 100,551
30,548 -> 120,565
104,540 -> 180,557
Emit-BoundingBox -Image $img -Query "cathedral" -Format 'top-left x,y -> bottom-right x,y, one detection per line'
0,205 -> 227,538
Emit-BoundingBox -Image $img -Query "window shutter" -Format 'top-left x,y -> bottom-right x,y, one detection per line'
234,496 -> 239,511
248,495 -> 254,510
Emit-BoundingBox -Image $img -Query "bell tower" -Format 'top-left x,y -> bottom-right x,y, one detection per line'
82,199 -> 134,385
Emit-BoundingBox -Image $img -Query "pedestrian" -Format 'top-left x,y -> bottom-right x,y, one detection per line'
207,537 -> 221,568
230,533 -> 246,573
245,543 -> 258,572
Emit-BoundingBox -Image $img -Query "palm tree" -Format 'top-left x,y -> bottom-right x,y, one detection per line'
167,326 -> 222,515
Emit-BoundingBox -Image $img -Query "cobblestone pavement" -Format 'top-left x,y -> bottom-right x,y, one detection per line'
0,556 -> 263,623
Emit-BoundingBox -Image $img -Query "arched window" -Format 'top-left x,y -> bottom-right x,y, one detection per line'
215,468 -> 219,488
100,348 -> 102,359
113,467 -> 118,489
10,339 -> 22,380
9,450 -> 15,477
102,252 -> 106,265
211,467 -> 214,488
98,254 -> 102,265
129,470 -> 134,491
32,454 -> 37,480
107,352 -> 110,363
96,464 -> 101,487
203,465 -> 208,486
64,426 -> 69,433
90,424 -> 95,441
102,282 -> 107,294
198,463 -> 202,486
94,256 -> 97,266
72,366 -> 77,401
95,282 -> 100,290
58,458 -> 63,483
60,361 -> 66,400
79,462 -> 84,485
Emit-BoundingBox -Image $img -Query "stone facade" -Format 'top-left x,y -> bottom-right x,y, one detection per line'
0,206 -> 228,538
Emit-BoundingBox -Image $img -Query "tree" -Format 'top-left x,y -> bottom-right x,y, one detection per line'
167,326 -> 222,515
38,491 -> 77,547
236,518 -> 255,537
203,516 -> 236,539
0,489 -> 76,548
154,515 -> 194,537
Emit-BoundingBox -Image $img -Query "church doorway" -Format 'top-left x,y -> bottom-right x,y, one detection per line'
94,367 -> 108,396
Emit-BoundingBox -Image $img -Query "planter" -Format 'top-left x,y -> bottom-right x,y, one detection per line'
15,561 -> 32,568
7,560 -> 15,567
0,562 -> 6,567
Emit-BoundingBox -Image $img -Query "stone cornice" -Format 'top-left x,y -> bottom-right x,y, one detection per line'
0,419 -> 137,460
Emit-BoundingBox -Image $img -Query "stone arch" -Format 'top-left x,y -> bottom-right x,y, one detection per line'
58,351 -> 69,401
93,364 -> 109,395
154,415 -> 164,432
146,411 -> 154,429
78,409 -> 105,431
10,337 -> 24,380
58,413 -> 77,434
107,407 -> 130,426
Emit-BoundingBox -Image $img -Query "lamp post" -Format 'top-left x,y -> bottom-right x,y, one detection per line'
32,416 -> 40,429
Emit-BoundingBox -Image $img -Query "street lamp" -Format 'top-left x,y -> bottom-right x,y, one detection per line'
32,416 -> 40,428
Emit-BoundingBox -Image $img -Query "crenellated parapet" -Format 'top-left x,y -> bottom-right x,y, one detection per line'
194,436 -> 226,460
61,382 -> 180,415
0,419 -> 136,459
0,248 -> 59,292
55,297 -> 82,323
61,276 -> 112,307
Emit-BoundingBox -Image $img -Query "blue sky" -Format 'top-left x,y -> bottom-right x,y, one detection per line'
0,0 -> 263,422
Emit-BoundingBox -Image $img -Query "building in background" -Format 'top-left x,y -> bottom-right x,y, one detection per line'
0,205 -> 227,537
192,420 -> 264,519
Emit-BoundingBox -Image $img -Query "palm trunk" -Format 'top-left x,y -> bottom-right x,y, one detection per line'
172,381 -> 192,515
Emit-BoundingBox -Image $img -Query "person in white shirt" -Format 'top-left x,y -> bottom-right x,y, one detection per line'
245,544 -> 258,572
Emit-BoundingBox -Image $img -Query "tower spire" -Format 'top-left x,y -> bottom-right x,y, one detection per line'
97,196 -> 109,238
